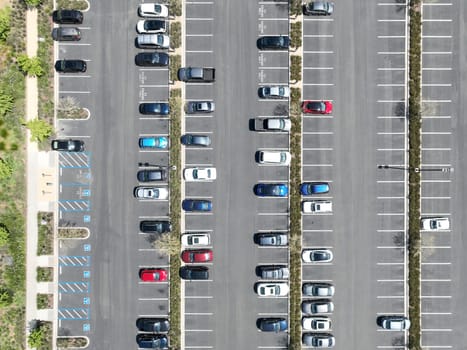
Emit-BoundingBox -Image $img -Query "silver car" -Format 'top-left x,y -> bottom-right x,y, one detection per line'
302,299 -> 334,315
302,283 -> 335,297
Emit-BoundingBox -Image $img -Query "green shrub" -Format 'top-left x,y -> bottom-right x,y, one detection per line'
23,0 -> 42,7
170,22 -> 181,49
24,118 -> 53,142
290,22 -> 302,49
290,55 -> 301,83
56,0 -> 88,10
37,267 -> 53,282
37,294 -> 52,309
169,0 -> 182,17
169,55 -> 181,82
0,6 -> 11,42
17,54 -> 44,77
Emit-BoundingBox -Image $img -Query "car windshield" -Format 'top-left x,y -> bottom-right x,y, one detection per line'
307,102 -> 324,111
157,35 -> 163,45
153,272 -> 160,280
278,87 -> 285,95
192,169 -> 199,178
154,4 -> 162,13
145,21 -> 163,30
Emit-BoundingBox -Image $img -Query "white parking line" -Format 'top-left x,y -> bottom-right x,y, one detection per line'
377,296 -> 404,299
377,148 -> 405,151
257,312 -> 288,316
422,68 -> 452,71
302,18 -> 333,21
421,148 -> 451,151
377,246 -> 403,249
304,34 -> 334,38
422,99 -> 451,103
185,329 -> 213,332
377,83 -> 405,86
421,196 -> 451,200
58,75 -> 91,78
185,312 -> 213,316
421,312 -> 452,315
422,35 -> 452,38
378,19 -> 405,22
377,132 -> 405,135
378,115 -> 404,119
378,52 -> 404,55
421,329 -> 452,332
421,296 -> 451,299
258,213 -> 289,216
186,34 -> 213,37
303,67 -> 334,70
377,229 -> 403,232
421,132 -> 452,135
303,50 -> 334,54
422,83 -> 451,87
186,50 -> 214,53
302,229 -> 333,232
378,35 -> 405,38
186,17 -> 213,20
185,163 -> 214,167
185,147 -> 213,150
184,347 -> 213,349
422,2 -> 452,5
303,164 -> 333,167
377,196 -> 404,199
421,262 -> 451,265
377,181 -> 404,183
378,99 -> 404,102
377,262 -> 404,265
421,116 -> 451,119
422,51 -> 452,55
377,67 -> 405,71
302,147 -> 333,151
421,279 -> 451,282
377,279 -> 404,282
138,298 -> 168,301
377,213 -> 404,216
302,131 -> 333,135
303,83 -> 334,86
59,91 -> 90,94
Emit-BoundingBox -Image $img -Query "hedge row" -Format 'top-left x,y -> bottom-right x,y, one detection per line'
408,1 -> 422,349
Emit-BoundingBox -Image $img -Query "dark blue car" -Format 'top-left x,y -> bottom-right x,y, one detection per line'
257,318 -> 288,332
139,102 -> 170,115
182,199 -> 212,212
254,183 -> 288,197
136,334 -> 168,349
300,182 -> 330,195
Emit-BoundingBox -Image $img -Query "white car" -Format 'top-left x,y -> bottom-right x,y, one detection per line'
256,283 -> 289,297
302,249 -> 333,263
181,233 -> 211,247
138,3 -> 169,18
259,85 -> 290,99
183,167 -> 217,181
134,187 -> 168,200
302,317 -> 332,331
302,200 -> 332,213
137,19 -> 167,34
421,217 -> 450,231
257,150 -> 291,165
137,34 -> 170,49
378,316 -> 411,330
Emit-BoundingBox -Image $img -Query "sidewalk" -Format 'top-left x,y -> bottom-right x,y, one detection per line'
25,7 -> 57,350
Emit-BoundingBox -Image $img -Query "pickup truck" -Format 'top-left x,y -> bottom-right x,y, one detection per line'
253,117 -> 291,132
177,67 -> 215,82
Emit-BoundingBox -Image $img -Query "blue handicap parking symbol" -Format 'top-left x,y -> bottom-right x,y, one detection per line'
82,189 -> 91,197
83,323 -> 90,332
83,270 -> 90,278
83,297 -> 90,305
83,244 -> 91,252
83,215 -> 91,223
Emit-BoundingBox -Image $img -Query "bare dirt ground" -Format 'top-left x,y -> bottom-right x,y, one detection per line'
0,0 -> 11,9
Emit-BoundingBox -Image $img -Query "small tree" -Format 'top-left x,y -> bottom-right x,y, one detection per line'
0,157 -> 13,180
0,288 -> 12,306
0,6 -> 11,42
17,54 -> 44,77
24,118 -> 53,142
28,325 -> 46,348
23,0 -> 42,7
153,233 -> 179,256
0,91 -> 14,117
0,227 -> 9,247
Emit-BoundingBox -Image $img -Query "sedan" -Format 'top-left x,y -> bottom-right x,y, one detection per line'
258,85 -> 290,99
302,299 -> 334,314
302,249 -> 333,263
302,317 -> 332,331
136,334 -> 168,349
254,233 -> 288,246
302,100 -> 333,114
254,183 -> 288,197
377,315 -> 411,330
140,220 -> 171,233
139,102 -> 170,115
256,150 -> 291,165
181,134 -> 211,147
181,233 -> 211,247
139,136 -> 169,149
138,3 -> 169,18
302,333 -> 335,348
51,139 -> 84,152
257,35 -> 290,50
300,182 -> 330,195
52,9 -> 83,24
134,187 -> 168,200
182,199 -> 212,212
185,101 -> 215,114
137,19 -> 167,33
136,318 -> 170,333
302,283 -> 335,297
257,318 -> 288,332
181,249 -> 213,263
256,283 -> 289,297
179,266 -> 209,280
303,1 -> 334,16
257,265 -> 290,279
54,59 -> 87,73
51,27 -> 81,41
421,217 -> 450,231
139,268 -> 167,282
135,52 -> 169,67
137,169 -> 167,182
183,167 -> 217,181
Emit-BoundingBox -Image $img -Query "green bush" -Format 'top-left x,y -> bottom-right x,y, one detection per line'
37,267 -> 53,282
289,0 -> 302,17
36,294 -> 52,309
23,0 -> 42,7
17,54 -> 44,77
169,55 -> 181,82
290,55 -> 301,83
169,0 -> 182,17
24,118 -> 53,142
37,212 -> 54,255
56,0 -> 88,10
290,22 -> 302,49
170,22 -> 181,49
0,6 -> 11,42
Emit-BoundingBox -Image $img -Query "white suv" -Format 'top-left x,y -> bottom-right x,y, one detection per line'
257,150 -> 291,165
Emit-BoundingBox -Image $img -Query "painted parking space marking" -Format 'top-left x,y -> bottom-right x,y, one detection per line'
58,307 -> 90,320
58,282 -> 90,293
59,152 -> 91,168
59,200 -> 90,212
59,256 -> 91,267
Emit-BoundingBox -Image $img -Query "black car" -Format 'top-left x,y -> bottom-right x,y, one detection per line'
136,334 -> 168,349
139,102 -> 170,115
136,318 -> 170,333
52,27 -> 81,41
137,169 -> 167,182
179,266 -> 209,280
140,220 -> 171,233
303,1 -> 334,16
257,36 -> 290,50
135,52 -> 169,67
254,233 -> 288,246
52,9 -> 83,24
54,59 -> 87,73
257,318 -> 288,332
51,139 -> 84,152
181,134 -> 211,147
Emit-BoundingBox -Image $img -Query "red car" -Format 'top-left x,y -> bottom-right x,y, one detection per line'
181,249 -> 213,263
301,100 -> 333,114
140,268 -> 168,282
